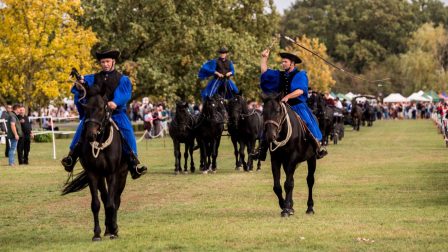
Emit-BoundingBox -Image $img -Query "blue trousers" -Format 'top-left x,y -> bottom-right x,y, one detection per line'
70,111 -> 138,155
291,103 -> 323,141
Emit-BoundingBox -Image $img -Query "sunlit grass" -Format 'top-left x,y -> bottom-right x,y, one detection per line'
0,120 -> 447,251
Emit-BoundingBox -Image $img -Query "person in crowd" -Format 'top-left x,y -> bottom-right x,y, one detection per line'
6,104 -> 22,166
17,105 -> 32,165
1,105 -> 12,157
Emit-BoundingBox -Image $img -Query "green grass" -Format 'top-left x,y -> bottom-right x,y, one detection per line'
0,120 -> 447,251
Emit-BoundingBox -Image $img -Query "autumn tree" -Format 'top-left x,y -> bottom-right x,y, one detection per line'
284,36 -> 335,92
0,0 -> 97,110
79,0 -> 280,102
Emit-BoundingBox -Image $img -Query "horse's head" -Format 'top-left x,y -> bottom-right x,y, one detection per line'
175,101 -> 190,117
262,93 -> 285,142
83,94 -> 110,142
227,94 -> 245,127
202,95 -> 226,122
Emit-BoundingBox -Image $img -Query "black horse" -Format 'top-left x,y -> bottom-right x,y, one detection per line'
62,94 -> 128,241
227,94 -> 263,171
262,93 -> 317,217
351,99 -> 363,131
362,102 -> 375,127
169,101 -> 196,174
194,95 -> 225,173
308,92 -> 334,146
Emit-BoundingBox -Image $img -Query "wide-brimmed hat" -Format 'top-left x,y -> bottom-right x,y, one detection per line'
279,52 -> 302,64
217,47 -> 229,54
95,49 -> 120,60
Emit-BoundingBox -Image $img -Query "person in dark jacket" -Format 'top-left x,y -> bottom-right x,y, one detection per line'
17,105 -> 32,165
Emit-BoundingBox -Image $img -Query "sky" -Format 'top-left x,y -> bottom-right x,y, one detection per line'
273,0 -> 448,14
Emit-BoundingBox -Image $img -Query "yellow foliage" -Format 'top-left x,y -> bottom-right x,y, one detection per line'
0,0 -> 98,108
285,36 -> 336,92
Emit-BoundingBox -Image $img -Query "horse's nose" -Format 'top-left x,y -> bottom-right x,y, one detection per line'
87,132 -> 96,142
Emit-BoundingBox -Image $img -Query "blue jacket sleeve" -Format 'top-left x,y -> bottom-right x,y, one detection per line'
112,76 -> 132,109
260,69 -> 280,94
72,74 -> 95,119
198,59 -> 217,80
290,71 -> 309,102
229,61 -> 235,76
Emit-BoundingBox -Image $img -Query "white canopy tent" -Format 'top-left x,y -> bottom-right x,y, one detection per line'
407,92 -> 430,102
383,93 -> 408,103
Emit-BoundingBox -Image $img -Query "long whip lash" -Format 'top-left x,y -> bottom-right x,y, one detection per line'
282,35 -> 390,83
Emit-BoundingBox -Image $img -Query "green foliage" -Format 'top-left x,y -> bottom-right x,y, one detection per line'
33,133 -> 53,143
79,0 -> 280,102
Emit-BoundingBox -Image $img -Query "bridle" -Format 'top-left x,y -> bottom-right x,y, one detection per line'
84,104 -> 116,158
264,102 -> 292,152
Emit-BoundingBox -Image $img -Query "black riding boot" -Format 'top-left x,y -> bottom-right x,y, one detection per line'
250,139 -> 269,161
128,152 -> 148,180
61,143 -> 81,172
308,135 -> 327,159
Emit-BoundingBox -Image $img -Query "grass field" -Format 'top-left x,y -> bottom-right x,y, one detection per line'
0,120 -> 447,251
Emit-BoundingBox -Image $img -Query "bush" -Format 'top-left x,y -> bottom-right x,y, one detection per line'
34,133 -> 53,143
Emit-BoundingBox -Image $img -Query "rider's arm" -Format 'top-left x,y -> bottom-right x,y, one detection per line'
261,49 -> 269,74
112,76 -> 132,109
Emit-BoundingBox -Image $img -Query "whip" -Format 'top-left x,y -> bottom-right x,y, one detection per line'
282,35 -> 390,83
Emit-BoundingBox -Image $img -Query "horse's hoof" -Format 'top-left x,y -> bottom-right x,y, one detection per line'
110,234 -> 119,240
306,209 -> 315,215
92,236 -> 102,242
174,171 -> 180,175
183,171 -> 189,174
289,208 -> 295,215
281,211 -> 290,218
256,168 -> 261,172
235,166 -> 241,171
211,170 -> 217,174
202,170 -> 208,174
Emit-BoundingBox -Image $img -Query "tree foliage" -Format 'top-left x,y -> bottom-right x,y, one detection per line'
79,0 -> 280,102
0,0 -> 98,110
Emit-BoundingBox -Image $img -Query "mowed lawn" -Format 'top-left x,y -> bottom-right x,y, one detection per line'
0,120 -> 447,251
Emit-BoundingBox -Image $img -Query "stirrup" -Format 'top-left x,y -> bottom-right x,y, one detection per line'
130,165 -> 147,180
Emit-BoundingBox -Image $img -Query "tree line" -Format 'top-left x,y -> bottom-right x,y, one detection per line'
0,0 -> 447,111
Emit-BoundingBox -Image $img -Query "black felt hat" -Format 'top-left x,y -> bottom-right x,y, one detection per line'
95,49 -> 120,60
217,47 -> 229,54
279,52 -> 302,64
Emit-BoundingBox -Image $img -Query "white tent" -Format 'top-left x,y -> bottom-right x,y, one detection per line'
383,93 -> 408,103
407,92 -> 430,102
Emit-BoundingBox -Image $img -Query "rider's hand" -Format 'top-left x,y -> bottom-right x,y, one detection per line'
261,49 -> 270,58
216,72 -> 224,78
281,96 -> 289,103
226,72 -> 232,77
108,101 -> 117,110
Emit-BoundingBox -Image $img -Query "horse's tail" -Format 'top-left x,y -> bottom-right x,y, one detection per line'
61,170 -> 89,196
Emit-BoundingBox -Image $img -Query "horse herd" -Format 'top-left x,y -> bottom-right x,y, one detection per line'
62,90 -> 377,241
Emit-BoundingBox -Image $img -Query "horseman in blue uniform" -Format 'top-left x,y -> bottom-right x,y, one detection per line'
61,49 -> 147,179
198,46 -> 239,100
252,49 -> 327,160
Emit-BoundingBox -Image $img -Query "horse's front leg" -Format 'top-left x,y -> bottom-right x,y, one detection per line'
239,141 -> 247,171
173,140 -> 181,174
247,140 -> 255,171
183,142 -> 189,173
231,135 -> 241,170
306,157 -> 317,214
211,136 -> 221,172
87,173 -> 102,241
271,157 -> 284,213
105,176 -> 118,239
188,140 -> 195,173
281,162 -> 296,217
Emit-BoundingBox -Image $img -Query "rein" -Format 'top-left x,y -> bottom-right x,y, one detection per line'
264,102 -> 293,152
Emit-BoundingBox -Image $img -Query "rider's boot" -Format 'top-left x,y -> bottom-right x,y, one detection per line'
250,139 -> 269,161
307,134 -> 327,159
61,143 -> 81,172
128,152 -> 148,180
